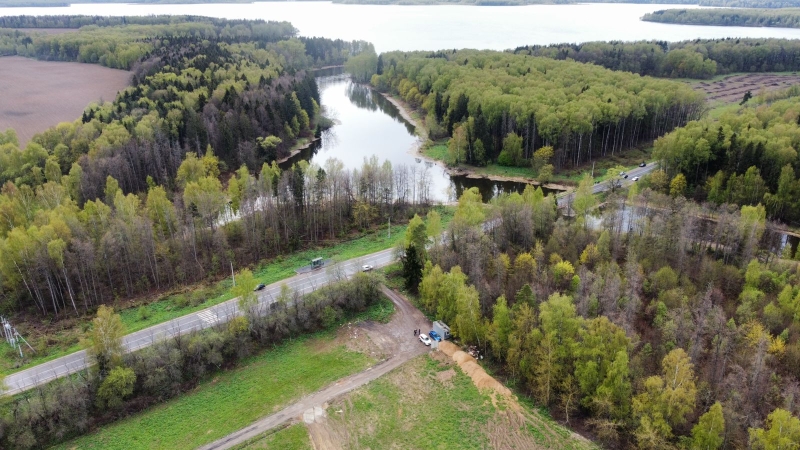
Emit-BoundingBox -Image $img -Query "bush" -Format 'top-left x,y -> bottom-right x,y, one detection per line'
137,306 -> 151,321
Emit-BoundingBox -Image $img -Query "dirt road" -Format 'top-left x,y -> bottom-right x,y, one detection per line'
197,286 -> 431,450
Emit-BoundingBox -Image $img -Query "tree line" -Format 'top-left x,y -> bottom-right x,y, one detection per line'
368,49 -> 704,172
399,183 -> 800,448
515,38 -> 800,80
643,8 -> 800,29
652,93 -> 800,224
0,272 -> 383,449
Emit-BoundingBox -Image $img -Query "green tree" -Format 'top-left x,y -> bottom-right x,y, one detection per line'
86,305 -> 126,377
498,132 -> 523,166
96,366 -> 136,409
688,402 -> 725,450
572,173 -> 596,228
402,244 -> 423,292
233,268 -> 259,310
670,173 -> 687,197
633,348 -> 697,446
749,408 -> 800,450
487,295 -> 512,361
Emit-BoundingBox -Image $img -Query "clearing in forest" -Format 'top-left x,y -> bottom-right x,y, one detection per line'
0,55 -> 131,147
692,73 -> 800,104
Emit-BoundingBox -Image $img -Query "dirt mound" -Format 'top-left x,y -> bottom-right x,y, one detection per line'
438,341 -> 512,397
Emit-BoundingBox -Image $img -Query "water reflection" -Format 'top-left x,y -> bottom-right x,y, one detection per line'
282,68 -> 546,202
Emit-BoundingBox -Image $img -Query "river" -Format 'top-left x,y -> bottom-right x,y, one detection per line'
281,68 -> 537,202
3,3 -> 800,53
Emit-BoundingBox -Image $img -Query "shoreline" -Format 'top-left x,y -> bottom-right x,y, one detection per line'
276,136 -> 321,164
380,92 -> 568,191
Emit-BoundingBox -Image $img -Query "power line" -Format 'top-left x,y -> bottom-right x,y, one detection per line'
1,316 -> 35,358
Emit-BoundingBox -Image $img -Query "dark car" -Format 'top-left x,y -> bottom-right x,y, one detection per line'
623,174 -> 629,179
254,283 -> 266,291
639,162 -> 646,167
428,330 -> 442,342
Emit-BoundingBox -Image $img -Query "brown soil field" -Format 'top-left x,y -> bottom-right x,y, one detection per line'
694,73 -> 800,104
0,55 -> 131,147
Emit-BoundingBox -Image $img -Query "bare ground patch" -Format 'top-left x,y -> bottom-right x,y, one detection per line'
0,55 -> 131,146
693,73 -> 800,104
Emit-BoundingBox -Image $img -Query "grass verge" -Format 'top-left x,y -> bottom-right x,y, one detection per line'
51,331 -> 374,450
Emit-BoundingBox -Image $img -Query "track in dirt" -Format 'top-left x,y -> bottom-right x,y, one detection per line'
0,56 -> 131,147
694,73 -> 800,104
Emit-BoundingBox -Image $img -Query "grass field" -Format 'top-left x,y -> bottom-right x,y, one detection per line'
235,424 -> 312,450
51,331 -> 375,450
0,56 -> 131,146
320,354 -> 595,450
3,207 -> 452,377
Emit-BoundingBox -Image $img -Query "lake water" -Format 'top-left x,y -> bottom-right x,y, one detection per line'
4,3 -> 800,53
282,68 -> 535,202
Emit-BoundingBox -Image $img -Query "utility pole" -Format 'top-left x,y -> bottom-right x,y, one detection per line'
231,262 -> 235,287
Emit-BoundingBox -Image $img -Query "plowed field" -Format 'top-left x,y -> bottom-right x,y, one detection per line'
694,73 -> 800,104
0,56 -> 131,146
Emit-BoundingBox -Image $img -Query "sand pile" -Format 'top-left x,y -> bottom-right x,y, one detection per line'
438,341 -> 511,397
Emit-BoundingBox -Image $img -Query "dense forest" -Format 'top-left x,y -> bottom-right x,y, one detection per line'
643,8 -> 800,28
651,92 -> 800,225
0,17 -> 424,320
369,49 -> 704,172
397,182 -> 800,448
515,38 -> 800,79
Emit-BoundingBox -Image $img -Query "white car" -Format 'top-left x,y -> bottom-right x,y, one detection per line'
419,333 -> 432,346
632,176 -> 639,181
361,264 -> 373,272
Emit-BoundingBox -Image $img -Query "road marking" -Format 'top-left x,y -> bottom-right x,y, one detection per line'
197,310 -> 219,325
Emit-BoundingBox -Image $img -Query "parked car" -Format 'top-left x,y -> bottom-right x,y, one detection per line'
419,333 -> 432,346
429,330 -> 442,341
639,162 -> 647,167
623,174 -> 629,179
254,283 -> 266,291
632,176 -> 640,181
361,264 -> 373,272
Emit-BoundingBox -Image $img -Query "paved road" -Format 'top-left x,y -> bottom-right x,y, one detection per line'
1,249 -> 395,396
197,286 -> 430,450
2,162 -> 657,396
556,163 -> 657,209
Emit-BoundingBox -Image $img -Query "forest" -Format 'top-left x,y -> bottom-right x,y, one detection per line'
369,49 -> 704,171
0,17 -> 423,321
396,181 -> 800,448
650,91 -> 800,225
515,38 -> 800,79
643,8 -> 800,28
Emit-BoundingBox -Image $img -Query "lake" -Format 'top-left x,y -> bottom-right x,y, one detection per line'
3,3 -> 800,53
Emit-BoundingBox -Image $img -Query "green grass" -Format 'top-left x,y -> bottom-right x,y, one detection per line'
51,333 -> 373,450
3,208 -> 455,377
330,356 -> 493,449
235,424 -> 312,450
423,142 -> 450,162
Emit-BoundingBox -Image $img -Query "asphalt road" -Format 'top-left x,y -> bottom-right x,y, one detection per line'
2,162 -> 657,396
557,163 -> 657,208
1,249 -> 395,396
